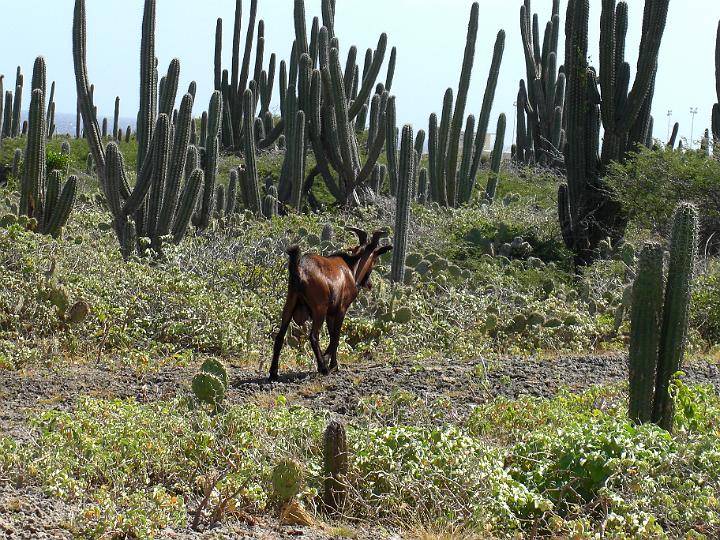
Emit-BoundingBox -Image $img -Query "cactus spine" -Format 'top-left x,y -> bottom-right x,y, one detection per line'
323,420 -> 348,513
628,204 -> 698,432
391,125 -> 414,283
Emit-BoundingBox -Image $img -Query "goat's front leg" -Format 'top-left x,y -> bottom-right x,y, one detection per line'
325,311 -> 346,372
269,295 -> 297,381
309,311 -> 330,376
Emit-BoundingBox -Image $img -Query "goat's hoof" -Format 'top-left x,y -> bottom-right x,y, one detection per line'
329,363 -> 339,373
318,366 -> 330,376
268,372 -> 279,382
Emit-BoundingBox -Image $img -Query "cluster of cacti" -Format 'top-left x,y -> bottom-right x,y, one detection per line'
426,3 -> 505,207
390,125 -> 414,283
403,252 -> 467,286
212,0 -> 265,153
560,0 -> 669,265
322,420 -> 348,513
515,0 -> 565,166
628,203 -> 698,432
191,358 -> 228,409
73,0 -> 214,258
18,57 -> 77,238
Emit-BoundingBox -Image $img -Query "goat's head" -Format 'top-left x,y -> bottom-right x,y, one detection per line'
345,227 -> 392,289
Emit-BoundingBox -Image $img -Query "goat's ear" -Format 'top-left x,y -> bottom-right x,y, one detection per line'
374,244 -> 393,257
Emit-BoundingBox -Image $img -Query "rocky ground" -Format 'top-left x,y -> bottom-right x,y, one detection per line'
1,353 -> 718,539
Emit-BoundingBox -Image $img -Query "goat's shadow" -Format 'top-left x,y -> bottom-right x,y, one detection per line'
231,369 -> 325,390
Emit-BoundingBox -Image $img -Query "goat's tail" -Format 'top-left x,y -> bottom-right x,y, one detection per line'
286,245 -> 302,291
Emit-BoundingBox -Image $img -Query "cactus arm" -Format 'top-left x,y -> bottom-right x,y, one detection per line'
347,33 -> 387,121
469,30 -> 505,182
72,0 -> 106,176
46,176 -> 78,239
485,114 -> 506,202
157,93 -> 194,236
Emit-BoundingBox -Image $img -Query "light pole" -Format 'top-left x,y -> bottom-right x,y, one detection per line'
690,107 -> 698,148
666,110 -> 673,141
511,101 -> 518,144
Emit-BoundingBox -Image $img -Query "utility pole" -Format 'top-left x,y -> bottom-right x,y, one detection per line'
666,110 -> 673,141
690,107 -> 699,148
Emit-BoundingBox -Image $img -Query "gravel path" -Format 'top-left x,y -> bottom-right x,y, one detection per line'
1,353 -> 718,539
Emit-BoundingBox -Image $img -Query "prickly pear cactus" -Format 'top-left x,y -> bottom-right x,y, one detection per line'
191,372 -> 225,408
200,358 -> 228,389
271,459 -> 304,505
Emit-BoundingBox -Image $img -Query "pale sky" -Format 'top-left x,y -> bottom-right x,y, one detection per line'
1,1 -> 718,146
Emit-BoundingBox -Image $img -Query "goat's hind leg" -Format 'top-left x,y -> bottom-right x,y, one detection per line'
309,309 -> 330,376
269,294 -> 298,381
325,311 -> 346,372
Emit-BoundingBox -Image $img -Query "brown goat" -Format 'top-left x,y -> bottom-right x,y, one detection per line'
269,228 -> 392,381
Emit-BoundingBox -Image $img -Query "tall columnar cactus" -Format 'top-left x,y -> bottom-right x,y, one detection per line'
0,75 -> 3,140
11,67 -> 22,138
391,125 -> 414,283
653,203 -> 699,432
561,0 -> 669,265
113,96 -> 120,141
242,88 -> 262,215
323,420 -> 348,513
428,3 -> 505,207
627,203 -> 698,433
628,243 -> 665,425
484,113 -> 506,203
2,91 -> 12,139
46,81 -> 57,139
136,0 -> 156,173
73,0 -> 206,257
517,0 -> 566,166
712,20 -> 720,146
197,91 -> 223,230
19,59 -> 77,238
289,110 -> 306,211
211,0 -> 262,152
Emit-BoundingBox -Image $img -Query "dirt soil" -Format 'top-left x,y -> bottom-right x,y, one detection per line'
1,353 -> 718,539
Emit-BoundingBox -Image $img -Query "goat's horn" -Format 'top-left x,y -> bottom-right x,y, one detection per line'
371,229 -> 390,241
345,226 -> 368,244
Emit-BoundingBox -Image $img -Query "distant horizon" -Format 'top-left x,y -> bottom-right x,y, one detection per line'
2,1 -> 718,151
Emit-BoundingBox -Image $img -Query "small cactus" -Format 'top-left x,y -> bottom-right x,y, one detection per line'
272,459 -> 305,505
323,420 -> 349,513
200,358 -> 228,389
191,372 -> 226,408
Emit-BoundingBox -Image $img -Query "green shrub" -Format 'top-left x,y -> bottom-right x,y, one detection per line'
692,260 -> 720,346
46,149 -> 71,174
606,147 -> 720,250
